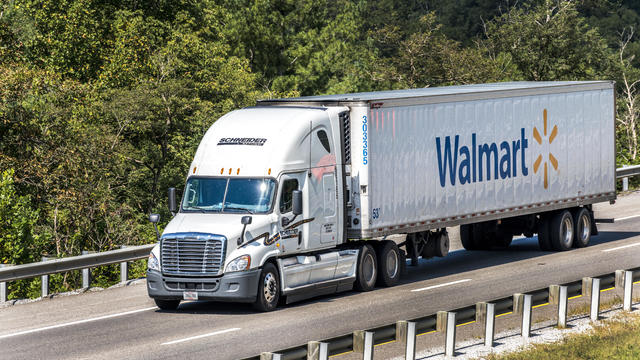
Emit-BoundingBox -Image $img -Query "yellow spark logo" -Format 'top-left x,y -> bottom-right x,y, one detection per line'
532,109 -> 558,189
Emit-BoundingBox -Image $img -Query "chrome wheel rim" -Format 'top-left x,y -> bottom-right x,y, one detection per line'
363,253 -> 375,284
386,250 -> 398,279
263,273 -> 277,303
580,214 -> 590,242
561,217 -> 573,248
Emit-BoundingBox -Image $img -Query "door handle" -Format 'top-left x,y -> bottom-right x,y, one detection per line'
298,231 -> 303,246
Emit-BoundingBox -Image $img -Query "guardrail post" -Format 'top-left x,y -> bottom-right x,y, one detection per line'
41,257 -> 49,297
514,294 -> 532,340
437,311 -> 456,357
396,320 -> 416,360
260,352 -> 281,360
0,264 -> 12,302
550,285 -> 568,328
476,302 -> 495,348
120,245 -> 129,283
82,251 -> 93,289
623,165 -> 629,191
583,277 -> 601,321
307,341 -> 328,360
616,270 -> 634,311
353,330 -> 374,359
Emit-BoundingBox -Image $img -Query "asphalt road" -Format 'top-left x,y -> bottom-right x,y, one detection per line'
1,192 -> 640,360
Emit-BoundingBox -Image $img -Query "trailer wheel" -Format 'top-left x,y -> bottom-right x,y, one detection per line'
154,299 -> 181,311
537,214 -> 553,251
550,210 -> 574,251
253,262 -> 280,312
460,225 -> 478,250
354,244 -> 378,291
572,208 -> 591,248
494,230 -> 512,248
376,241 -> 401,287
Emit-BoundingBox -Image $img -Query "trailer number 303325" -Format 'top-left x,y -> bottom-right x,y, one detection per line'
372,208 -> 380,220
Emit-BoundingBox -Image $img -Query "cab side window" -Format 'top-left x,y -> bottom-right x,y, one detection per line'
279,179 -> 299,213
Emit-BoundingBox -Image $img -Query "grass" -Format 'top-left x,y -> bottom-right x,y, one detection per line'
484,313 -> 640,360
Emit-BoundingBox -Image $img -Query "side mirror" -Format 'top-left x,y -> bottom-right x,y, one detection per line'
292,190 -> 302,215
149,214 -> 160,223
168,187 -> 177,214
149,213 -> 160,241
238,216 -> 253,245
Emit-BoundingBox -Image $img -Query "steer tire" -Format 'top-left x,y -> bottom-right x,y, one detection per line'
460,224 -> 478,250
550,210 -> 574,251
572,208 -> 591,248
376,241 -> 401,287
537,214 -> 553,251
354,244 -> 378,292
253,262 -> 280,312
154,299 -> 181,311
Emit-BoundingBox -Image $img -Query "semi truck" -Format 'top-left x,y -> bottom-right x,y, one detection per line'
146,81 -> 616,311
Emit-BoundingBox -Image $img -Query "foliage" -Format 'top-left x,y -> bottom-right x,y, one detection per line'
0,0 -> 639,298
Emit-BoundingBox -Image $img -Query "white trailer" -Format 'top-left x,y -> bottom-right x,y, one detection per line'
147,81 -> 616,311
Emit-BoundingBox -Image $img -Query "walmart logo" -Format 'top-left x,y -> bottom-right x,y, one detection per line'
435,109 -> 557,189
532,109 -> 558,189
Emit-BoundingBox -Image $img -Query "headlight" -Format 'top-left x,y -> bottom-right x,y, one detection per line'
148,252 -> 160,272
225,255 -> 251,273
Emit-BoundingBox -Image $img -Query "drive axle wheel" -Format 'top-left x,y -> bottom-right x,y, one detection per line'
253,262 -> 280,312
355,244 -> 378,291
376,241 -> 401,287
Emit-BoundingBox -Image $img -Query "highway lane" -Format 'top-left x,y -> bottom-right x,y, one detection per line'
1,193 -> 640,359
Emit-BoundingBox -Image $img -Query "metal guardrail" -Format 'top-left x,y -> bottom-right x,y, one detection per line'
0,244 -> 155,301
248,268 -> 640,360
616,165 -> 640,179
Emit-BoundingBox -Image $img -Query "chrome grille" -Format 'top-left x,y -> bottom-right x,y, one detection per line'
161,233 -> 225,276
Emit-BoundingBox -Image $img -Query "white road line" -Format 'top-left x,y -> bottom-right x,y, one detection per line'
615,214 -> 640,222
411,278 -> 472,293
0,306 -> 157,341
161,328 -> 241,345
602,242 -> 640,252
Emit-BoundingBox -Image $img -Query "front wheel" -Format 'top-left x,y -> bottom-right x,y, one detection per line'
253,263 -> 280,312
154,298 -> 180,311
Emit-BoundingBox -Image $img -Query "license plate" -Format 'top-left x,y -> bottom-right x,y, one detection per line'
183,291 -> 198,300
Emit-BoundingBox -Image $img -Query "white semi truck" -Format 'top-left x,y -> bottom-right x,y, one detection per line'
146,81 -> 616,311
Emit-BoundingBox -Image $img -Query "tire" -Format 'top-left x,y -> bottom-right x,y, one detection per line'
154,298 -> 180,311
460,224 -> 478,250
537,214 -> 553,251
376,241 -> 401,287
572,208 -> 591,248
253,262 -> 280,312
434,231 -> 449,257
550,210 -> 574,251
494,230 -> 512,248
354,244 -> 378,291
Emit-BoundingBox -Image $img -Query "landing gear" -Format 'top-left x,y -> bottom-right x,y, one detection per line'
404,229 -> 449,266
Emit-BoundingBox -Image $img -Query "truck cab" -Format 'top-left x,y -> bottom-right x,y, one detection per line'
147,105 -> 364,311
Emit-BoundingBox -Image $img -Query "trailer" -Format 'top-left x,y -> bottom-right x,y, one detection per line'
146,81 -> 616,311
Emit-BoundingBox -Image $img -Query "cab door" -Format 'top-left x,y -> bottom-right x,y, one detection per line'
276,172 -> 307,254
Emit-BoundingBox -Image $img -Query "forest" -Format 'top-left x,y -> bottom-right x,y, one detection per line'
1,0 -> 639,298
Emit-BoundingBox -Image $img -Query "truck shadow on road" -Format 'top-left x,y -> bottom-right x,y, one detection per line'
164,230 -> 639,314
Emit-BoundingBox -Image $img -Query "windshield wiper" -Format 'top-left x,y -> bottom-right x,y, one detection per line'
185,206 -> 207,213
224,206 -> 254,214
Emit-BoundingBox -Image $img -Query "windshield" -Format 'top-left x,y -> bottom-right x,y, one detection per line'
181,177 -> 276,214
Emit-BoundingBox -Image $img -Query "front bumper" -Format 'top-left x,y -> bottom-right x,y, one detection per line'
147,268 -> 261,303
